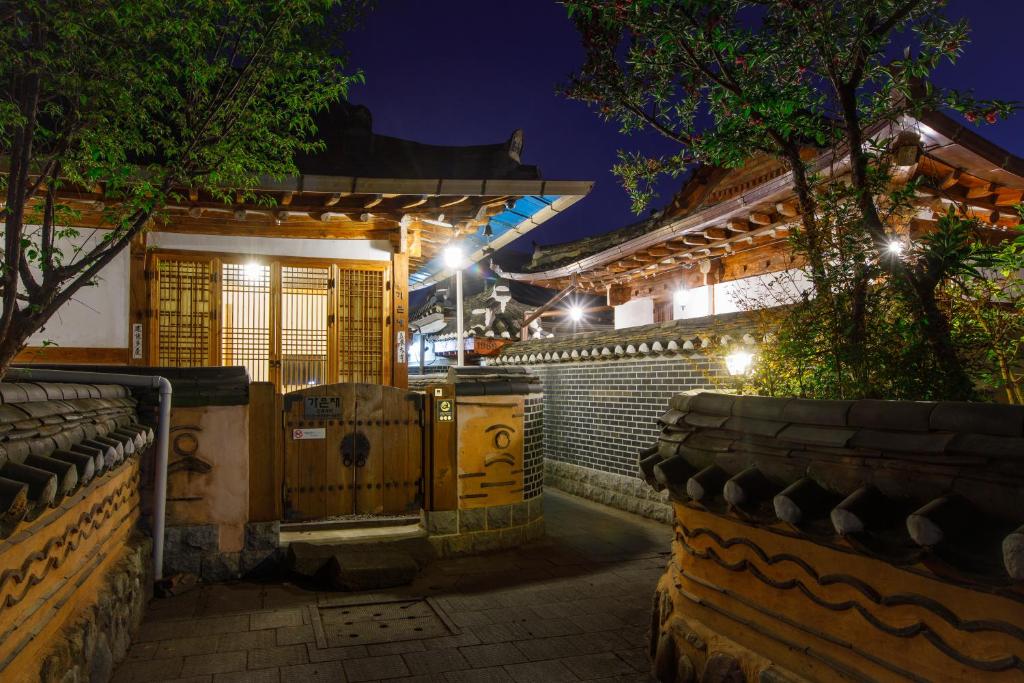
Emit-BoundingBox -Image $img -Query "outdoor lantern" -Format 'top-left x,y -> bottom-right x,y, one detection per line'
725,350 -> 754,376
886,239 -> 904,256
569,305 -> 584,322
444,244 -> 466,269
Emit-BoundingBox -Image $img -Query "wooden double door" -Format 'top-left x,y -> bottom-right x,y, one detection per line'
282,383 -> 423,520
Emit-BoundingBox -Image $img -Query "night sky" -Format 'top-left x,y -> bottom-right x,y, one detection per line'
344,0 -> 1024,257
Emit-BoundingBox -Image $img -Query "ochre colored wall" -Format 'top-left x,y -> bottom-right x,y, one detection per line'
166,404 -> 250,552
456,395 -> 525,509
653,504 -> 1024,682
0,462 -> 141,682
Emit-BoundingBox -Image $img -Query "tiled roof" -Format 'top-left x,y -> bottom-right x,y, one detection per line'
641,391 -> 1024,581
0,382 -> 150,533
296,101 -> 540,181
491,309 -> 768,365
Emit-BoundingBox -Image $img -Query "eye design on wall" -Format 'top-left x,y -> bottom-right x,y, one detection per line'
168,424 -> 212,474
484,423 -> 517,467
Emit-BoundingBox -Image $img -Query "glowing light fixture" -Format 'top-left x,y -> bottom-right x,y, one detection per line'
725,350 -> 754,376
243,261 -> 264,282
443,244 -> 466,269
569,306 -> 584,322
886,239 -> 904,256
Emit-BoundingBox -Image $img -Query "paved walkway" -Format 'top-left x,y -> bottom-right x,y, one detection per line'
115,490 -> 671,683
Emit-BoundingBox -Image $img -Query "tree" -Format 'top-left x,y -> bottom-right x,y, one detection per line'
562,0 -> 1014,400
0,0 -> 368,376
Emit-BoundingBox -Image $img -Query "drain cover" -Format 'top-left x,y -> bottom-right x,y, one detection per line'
312,599 -> 454,647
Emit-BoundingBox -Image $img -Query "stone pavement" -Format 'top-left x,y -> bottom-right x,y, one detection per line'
114,489 -> 671,683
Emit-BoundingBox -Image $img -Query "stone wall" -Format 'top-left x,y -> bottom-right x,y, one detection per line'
38,534 -> 152,683
163,520 -> 281,582
545,460 -> 672,524
425,497 -> 545,556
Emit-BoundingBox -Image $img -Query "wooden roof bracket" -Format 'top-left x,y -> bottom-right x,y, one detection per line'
520,274 -> 578,341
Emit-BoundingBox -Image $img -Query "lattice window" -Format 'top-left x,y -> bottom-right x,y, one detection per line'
156,259 -> 212,367
152,253 -> 387,389
280,265 -> 330,393
221,262 -> 271,383
337,267 -> 384,383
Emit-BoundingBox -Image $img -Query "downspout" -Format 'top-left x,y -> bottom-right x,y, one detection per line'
5,367 -> 172,581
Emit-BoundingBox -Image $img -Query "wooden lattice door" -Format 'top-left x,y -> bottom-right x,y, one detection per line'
282,383 -> 423,519
150,253 -> 389,390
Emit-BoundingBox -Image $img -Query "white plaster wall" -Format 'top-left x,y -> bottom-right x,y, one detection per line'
674,269 -> 813,320
674,285 -> 711,320
715,269 -> 813,314
24,229 -> 130,348
614,297 -> 654,329
148,232 -> 393,261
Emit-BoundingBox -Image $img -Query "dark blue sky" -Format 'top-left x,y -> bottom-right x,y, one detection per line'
344,0 -> 1024,253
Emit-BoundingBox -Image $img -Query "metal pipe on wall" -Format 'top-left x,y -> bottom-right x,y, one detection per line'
5,367 -> 172,580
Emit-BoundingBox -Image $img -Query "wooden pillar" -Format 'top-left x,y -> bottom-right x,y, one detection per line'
425,383 -> 457,511
391,246 -> 409,388
128,233 -> 148,365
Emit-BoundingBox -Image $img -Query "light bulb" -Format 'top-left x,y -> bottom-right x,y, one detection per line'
725,351 -> 754,376
443,244 -> 465,269
569,306 -> 584,322
243,261 -> 263,282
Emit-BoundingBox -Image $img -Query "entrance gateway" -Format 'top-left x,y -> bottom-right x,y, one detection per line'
282,383 -> 424,520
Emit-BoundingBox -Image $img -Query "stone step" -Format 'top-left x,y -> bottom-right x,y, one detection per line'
279,521 -> 426,548
287,537 -> 435,587
280,514 -> 420,534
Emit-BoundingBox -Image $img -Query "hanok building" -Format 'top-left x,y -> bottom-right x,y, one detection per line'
17,102 -> 592,391
496,110 -> 1023,328
410,278 -> 561,370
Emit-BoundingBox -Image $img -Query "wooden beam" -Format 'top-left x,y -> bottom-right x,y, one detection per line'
995,189 -> 1024,206
775,200 -> 799,218
521,278 -> 577,340
402,195 -> 429,209
128,233 -> 147,365
939,169 -> 962,190
703,227 -> 728,240
14,346 -> 130,364
683,234 -> 708,246
965,182 -> 994,199
392,249 -> 409,389
280,191 -> 295,206
727,218 -> 751,232
749,211 -> 773,226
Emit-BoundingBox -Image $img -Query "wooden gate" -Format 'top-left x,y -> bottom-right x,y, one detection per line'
282,383 -> 423,520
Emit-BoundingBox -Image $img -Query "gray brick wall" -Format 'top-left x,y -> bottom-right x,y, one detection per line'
526,356 -> 724,478
523,393 -> 544,500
